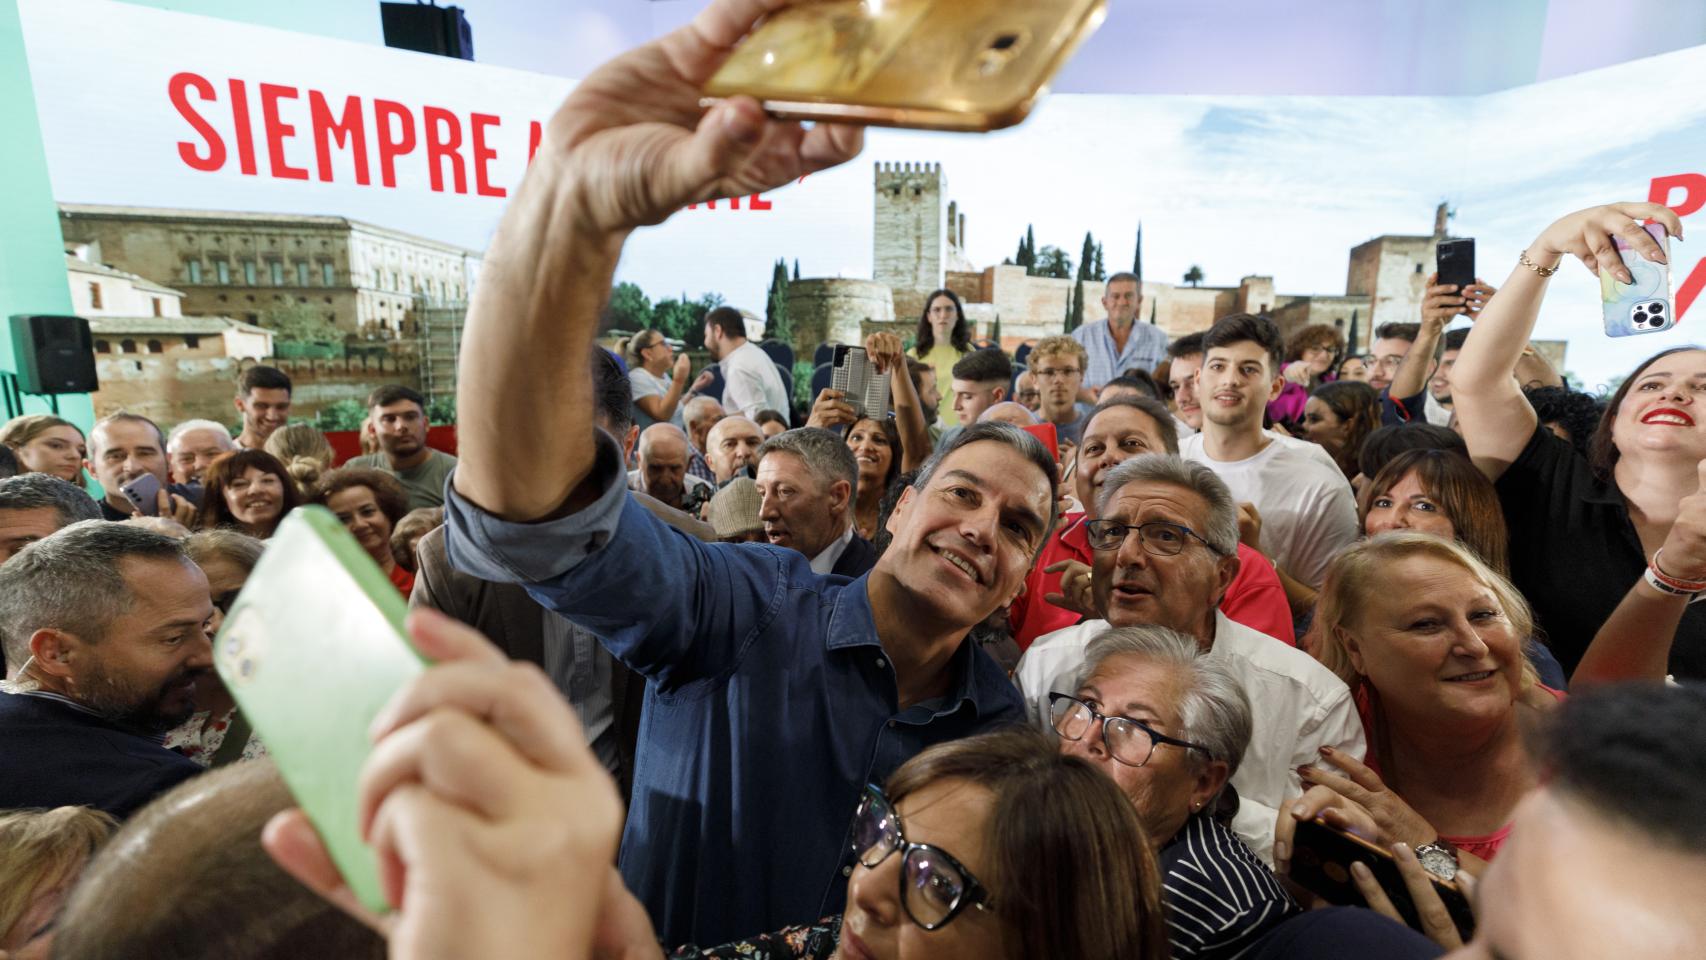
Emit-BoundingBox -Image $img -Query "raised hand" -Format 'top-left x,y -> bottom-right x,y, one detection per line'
1043,560 -> 1098,619
864,332 -> 905,375
1420,272 -> 1465,329
1529,202 -> 1684,282
673,352 -> 692,382
1656,460 -> 1706,583
537,0 -> 864,236
1351,844 -> 1475,949
805,388 -> 857,431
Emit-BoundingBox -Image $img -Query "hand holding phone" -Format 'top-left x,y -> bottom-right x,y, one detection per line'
703,0 -> 1108,131
122,473 -> 163,517
1436,239 -> 1476,290
1288,817 -> 1476,941
831,346 -> 892,421
1602,222 -> 1675,337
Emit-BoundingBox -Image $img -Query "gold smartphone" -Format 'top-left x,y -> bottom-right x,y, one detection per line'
702,0 -> 1108,132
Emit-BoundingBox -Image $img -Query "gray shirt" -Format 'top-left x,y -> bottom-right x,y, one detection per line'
348,448 -> 458,512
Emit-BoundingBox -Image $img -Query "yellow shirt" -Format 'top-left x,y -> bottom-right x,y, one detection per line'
920,342 -> 966,427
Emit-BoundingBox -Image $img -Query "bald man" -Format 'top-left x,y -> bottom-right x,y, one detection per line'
682,395 -> 724,485
705,416 -> 764,486
629,424 -> 713,512
979,401 -> 1039,427
1014,369 -> 1042,414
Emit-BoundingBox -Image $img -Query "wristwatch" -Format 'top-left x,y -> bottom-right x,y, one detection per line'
1414,839 -> 1460,881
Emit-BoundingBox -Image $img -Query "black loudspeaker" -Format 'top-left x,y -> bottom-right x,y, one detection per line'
9,315 -> 99,395
380,3 -> 474,60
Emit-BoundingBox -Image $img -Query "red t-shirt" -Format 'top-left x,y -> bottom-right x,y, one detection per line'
1009,512 -> 1296,652
389,562 -> 416,598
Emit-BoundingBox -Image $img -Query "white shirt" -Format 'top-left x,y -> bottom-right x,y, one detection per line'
808,525 -> 855,576
1172,415 -> 1197,439
1014,612 -> 1366,865
720,341 -> 791,419
1181,431 -> 1359,587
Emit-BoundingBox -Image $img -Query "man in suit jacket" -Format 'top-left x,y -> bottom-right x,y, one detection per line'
754,428 -> 877,580
410,487 -> 712,798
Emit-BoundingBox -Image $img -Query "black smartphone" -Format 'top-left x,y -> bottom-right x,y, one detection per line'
1436,238 -> 1476,290
1289,817 -> 1476,941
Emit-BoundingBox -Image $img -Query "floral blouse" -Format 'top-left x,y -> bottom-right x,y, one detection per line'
670,917 -> 841,959
164,708 -> 268,767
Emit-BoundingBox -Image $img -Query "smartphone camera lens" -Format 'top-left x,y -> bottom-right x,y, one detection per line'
1651,303 -> 1665,314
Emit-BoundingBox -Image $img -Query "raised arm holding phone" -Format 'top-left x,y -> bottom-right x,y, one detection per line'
1451,202 -> 1706,680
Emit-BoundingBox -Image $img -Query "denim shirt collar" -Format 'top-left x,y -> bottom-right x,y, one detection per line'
824,574 -> 991,720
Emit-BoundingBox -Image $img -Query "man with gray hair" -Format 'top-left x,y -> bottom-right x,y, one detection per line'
166,418 -> 237,486
0,473 -> 102,567
1016,452 -> 1363,862
681,394 -> 724,485
754,427 -> 875,578
629,423 -> 713,514
0,521 -> 210,816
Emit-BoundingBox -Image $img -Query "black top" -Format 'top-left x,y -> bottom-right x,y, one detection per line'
829,534 -> 878,580
1497,425 -> 1706,679
0,691 -> 201,818
1160,812 -> 1299,960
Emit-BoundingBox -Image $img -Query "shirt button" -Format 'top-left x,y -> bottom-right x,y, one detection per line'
842,865 -> 853,877
876,657 -> 887,669
887,720 -> 897,729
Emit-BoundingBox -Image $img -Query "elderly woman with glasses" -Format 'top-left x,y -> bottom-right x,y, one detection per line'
1053,624 -> 1298,960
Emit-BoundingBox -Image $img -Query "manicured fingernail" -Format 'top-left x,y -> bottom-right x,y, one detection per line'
1351,861 -> 1372,880
1292,803 -> 1308,817
1394,843 -> 1413,859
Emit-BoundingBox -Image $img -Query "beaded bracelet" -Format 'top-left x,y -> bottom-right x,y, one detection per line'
1518,250 -> 1559,277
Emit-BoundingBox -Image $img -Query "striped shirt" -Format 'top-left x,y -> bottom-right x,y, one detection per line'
1072,318 -> 1171,388
1161,813 -> 1299,960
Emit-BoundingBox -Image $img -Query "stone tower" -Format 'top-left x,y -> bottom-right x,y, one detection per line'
873,162 -> 944,324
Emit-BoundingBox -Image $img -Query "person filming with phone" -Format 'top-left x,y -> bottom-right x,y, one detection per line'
86,414 -> 197,527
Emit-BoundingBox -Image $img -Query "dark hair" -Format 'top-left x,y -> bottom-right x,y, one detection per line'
951,347 -> 1013,384
913,288 -> 970,356
51,759 -> 385,960
1106,271 -> 1140,289
1082,396 -> 1180,455
1310,380 -> 1381,476
1357,423 -> 1468,480
1359,448 -> 1510,575
1167,331 -> 1206,361
365,384 -> 426,413
754,409 -> 789,430
1373,322 -> 1420,345
1531,683 -> 1706,855
1203,313 -> 1284,376
1587,347 -> 1705,478
0,443 -> 16,479
1442,327 -> 1472,352
312,466 -> 410,528
593,348 -> 634,437
884,728 -> 1168,960
1524,386 -> 1603,459
236,364 -> 292,397
845,416 -> 903,497
705,305 -> 748,342
0,473 -> 102,528
1284,324 -> 1346,364
872,468 -> 919,556
194,449 -> 303,537
913,421 -> 1060,548
1104,371 -> 1161,400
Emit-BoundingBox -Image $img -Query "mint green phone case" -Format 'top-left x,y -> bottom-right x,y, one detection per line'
213,506 -> 425,913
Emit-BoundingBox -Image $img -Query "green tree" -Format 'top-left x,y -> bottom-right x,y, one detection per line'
262,301 -> 341,344
766,259 -> 792,345
313,398 -> 368,431
1093,242 -> 1106,281
1183,265 -> 1205,287
605,282 -> 652,333
1077,232 -> 1095,281
992,314 -> 1003,344
793,259 -> 801,281
1034,245 -> 1073,280
1066,279 -> 1085,333
1013,226 -> 1037,272
1133,222 -> 1143,280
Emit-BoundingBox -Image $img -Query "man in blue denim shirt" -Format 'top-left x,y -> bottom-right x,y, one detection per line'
434,8 -> 1054,943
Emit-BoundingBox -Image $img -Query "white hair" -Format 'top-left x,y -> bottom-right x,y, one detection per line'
166,419 -> 237,455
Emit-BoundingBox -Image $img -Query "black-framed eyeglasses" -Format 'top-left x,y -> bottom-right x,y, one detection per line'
1049,692 -> 1209,768
1084,518 -> 1224,557
850,784 -> 995,931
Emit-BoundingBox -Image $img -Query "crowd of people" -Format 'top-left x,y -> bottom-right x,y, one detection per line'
3,2 -> 1706,958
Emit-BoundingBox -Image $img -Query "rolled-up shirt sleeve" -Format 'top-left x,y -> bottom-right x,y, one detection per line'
441,429 -> 790,691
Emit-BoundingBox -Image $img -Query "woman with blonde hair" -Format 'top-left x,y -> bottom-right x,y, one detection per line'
0,806 -> 116,957
1276,533 -> 1558,877
264,422 -> 337,496
0,414 -> 87,486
